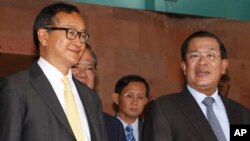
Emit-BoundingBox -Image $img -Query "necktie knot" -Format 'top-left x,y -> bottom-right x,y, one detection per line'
62,76 -> 70,85
202,97 -> 215,107
126,125 -> 133,132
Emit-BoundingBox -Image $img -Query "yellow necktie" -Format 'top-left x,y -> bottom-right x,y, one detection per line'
62,76 -> 85,141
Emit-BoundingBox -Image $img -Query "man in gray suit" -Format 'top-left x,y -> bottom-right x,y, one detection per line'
0,2 -> 107,141
142,31 -> 250,141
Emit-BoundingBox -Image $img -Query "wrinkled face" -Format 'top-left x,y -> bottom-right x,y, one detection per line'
181,37 -> 228,95
114,82 -> 148,121
72,49 -> 96,89
39,11 -> 86,73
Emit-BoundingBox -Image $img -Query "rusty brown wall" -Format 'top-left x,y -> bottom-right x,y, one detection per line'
1,0 -> 250,114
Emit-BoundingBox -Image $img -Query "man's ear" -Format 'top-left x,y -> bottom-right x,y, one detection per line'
112,93 -> 119,105
38,28 -> 49,46
221,59 -> 229,75
181,61 -> 187,75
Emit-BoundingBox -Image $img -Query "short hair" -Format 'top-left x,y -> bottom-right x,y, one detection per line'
33,2 -> 80,49
85,43 -> 98,69
114,75 -> 150,97
181,31 -> 228,61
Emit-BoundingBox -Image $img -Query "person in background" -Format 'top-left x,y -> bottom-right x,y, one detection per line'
72,43 -> 97,89
142,30 -> 250,141
72,44 -> 126,141
112,75 -> 149,141
0,2 -> 107,141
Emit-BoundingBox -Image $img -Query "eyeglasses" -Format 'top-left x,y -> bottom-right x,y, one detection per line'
186,51 -> 221,61
73,64 -> 97,72
44,27 -> 89,43
121,90 -> 147,101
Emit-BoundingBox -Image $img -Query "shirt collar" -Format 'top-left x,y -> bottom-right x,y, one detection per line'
38,57 -> 73,81
116,114 -> 139,130
187,84 -> 220,105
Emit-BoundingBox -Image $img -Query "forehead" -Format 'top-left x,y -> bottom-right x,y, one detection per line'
79,50 -> 94,64
54,11 -> 85,31
187,37 -> 220,52
122,82 -> 146,93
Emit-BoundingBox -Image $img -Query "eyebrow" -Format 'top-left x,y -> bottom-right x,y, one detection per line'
60,24 -> 86,32
77,63 -> 94,66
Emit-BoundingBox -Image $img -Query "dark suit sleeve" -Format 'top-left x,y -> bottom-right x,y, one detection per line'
103,113 -> 126,141
0,78 -> 23,141
142,100 -> 172,141
117,119 -> 126,141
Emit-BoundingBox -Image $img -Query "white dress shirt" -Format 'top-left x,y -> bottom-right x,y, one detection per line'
38,57 -> 91,141
187,85 -> 230,141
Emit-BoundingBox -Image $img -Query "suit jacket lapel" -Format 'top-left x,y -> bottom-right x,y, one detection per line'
29,63 -> 74,136
139,121 -> 142,141
222,97 -> 242,124
179,88 -> 218,141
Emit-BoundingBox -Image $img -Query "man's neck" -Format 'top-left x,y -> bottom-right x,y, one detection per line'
117,113 -> 137,124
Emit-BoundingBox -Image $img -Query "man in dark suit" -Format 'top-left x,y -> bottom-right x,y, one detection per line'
142,31 -> 250,141
72,44 -> 126,141
0,2 -> 107,141
112,75 -> 149,141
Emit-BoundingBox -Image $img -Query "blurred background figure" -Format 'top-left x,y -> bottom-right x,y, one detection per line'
72,43 -> 97,89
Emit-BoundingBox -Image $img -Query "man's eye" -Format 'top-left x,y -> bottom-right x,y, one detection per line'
137,96 -> 144,100
127,94 -> 133,98
86,68 -> 94,71
207,53 -> 215,58
81,34 -> 87,38
68,30 -> 77,36
190,54 -> 199,58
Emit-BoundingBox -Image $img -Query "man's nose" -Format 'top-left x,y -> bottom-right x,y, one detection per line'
198,54 -> 209,65
131,96 -> 139,104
